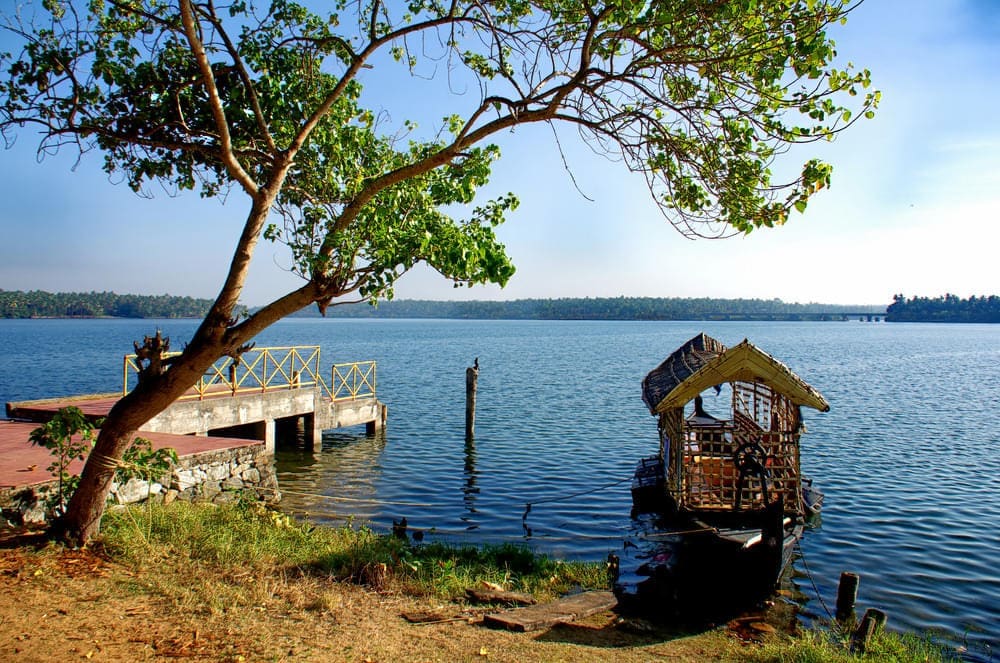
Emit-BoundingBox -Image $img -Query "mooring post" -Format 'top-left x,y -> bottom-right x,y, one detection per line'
850,608 -> 887,654
465,357 -> 479,441
836,571 -> 860,623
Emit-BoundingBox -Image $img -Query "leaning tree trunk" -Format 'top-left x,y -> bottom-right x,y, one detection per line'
57,282 -> 325,544
56,339 -> 225,544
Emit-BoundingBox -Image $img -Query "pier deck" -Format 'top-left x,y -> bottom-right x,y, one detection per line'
0,419 -> 261,490
6,347 -> 386,454
1,346 -> 385,506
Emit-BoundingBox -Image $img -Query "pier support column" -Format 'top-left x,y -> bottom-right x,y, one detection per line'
302,413 -> 324,451
366,404 -> 387,435
264,418 -> 276,454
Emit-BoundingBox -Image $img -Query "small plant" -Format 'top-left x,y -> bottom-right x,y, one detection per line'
29,406 -> 100,515
115,437 -> 177,488
110,436 -> 178,546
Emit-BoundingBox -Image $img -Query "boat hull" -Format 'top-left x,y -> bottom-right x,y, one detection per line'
617,472 -> 803,617
615,516 -> 802,616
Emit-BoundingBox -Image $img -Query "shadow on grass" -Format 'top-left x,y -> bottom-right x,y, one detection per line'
0,524 -> 51,549
532,610 -> 716,649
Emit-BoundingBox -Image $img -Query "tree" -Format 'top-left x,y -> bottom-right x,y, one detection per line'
1,0 -> 877,543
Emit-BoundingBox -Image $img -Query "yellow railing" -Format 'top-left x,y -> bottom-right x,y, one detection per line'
123,346 -> 328,400
331,361 -> 377,401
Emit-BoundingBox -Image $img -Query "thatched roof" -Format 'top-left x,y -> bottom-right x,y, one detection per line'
641,333 -> 830,415
641,333 -> 725,413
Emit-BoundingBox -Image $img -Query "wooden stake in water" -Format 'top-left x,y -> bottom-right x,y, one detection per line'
466,358 -> 479,441
836,571 -> 860,623
851,608 -> 887,654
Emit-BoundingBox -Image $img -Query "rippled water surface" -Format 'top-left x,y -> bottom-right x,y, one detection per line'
1,318 -> 997,659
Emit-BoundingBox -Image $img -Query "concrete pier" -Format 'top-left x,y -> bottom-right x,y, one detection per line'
6,348 -> 387,453
7,389 -> 385,454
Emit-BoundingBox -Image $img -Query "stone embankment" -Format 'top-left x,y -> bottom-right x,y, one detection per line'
1,443 -> 279,526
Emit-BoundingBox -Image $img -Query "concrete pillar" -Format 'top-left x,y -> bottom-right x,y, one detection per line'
366,403 -> 387,435
302,413 -> 324,451
264,418 -> 275,454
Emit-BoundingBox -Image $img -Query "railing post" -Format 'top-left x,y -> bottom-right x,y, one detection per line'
315,347 -> 321,391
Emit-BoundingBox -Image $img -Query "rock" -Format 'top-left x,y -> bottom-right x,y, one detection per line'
21,500 -> 47,525
616,617 -> 658,635
174,470 -> 199,491
213,491 -> 239,504
115,477 -> 152,504
200,481 -> 222,497
163,489 -> 179,505
206,463 -> 230,482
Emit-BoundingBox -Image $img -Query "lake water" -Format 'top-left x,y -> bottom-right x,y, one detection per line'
0,318 -> 996,659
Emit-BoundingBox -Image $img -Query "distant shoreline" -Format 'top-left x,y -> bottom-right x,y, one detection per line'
10,290 -> 996,323
278,296 -> 888,322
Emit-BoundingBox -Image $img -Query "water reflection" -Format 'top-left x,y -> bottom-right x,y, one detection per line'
461,436 -> 479,529
274,429 -> 387,525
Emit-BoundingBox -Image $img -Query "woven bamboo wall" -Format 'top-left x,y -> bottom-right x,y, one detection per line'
673,382 -> 802,514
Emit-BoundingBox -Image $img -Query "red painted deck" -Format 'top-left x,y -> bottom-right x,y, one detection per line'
0,419 -> 262,490
6,394 -> 121,422
6,385 -> 247,423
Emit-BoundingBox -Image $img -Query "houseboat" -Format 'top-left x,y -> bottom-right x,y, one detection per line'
616,333 -> 829,614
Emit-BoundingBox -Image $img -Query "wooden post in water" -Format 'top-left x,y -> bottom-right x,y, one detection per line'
465,358 -> 479,441
836,572 -> 860,623
850,608 -> 887,654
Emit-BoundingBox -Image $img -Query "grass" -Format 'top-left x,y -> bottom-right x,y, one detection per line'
95,498 -> 959,662
736,622 -> 958,663
100,496 -> 605,604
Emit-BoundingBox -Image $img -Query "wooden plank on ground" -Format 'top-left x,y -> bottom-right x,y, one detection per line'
482,591 -> 618,632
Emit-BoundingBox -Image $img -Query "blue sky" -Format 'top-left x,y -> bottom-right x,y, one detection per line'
1,0 -> 998,307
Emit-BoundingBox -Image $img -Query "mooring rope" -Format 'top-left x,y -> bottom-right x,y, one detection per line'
251,484 -> 629,542
263,486 -> 436,508
266,504 -> 626,542
795,540 -> 834,620
521,476 -> 632,524
640,526 -> 718,538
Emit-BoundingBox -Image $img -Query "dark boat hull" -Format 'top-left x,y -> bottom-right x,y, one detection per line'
617,468 -> 803,617
615,516 -> 802,616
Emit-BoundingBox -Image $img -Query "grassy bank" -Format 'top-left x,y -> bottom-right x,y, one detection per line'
1,499 -> 957,662
100,497 -> 606,604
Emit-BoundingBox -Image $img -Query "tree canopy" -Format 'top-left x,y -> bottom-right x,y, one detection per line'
0,0 -> 877,542
887,294 -> 1000,323
0,289 -> 237,318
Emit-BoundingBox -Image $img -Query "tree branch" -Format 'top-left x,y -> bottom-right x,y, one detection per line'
179,0 -> 258,196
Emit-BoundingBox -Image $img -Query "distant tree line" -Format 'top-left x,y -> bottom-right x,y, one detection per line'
290,297 -> 886,321
0,290 -> 240,319
886,294 -> 1000,323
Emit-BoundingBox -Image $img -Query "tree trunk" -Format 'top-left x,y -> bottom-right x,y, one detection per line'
56,281 -> 325,544
56,337 -> 227,544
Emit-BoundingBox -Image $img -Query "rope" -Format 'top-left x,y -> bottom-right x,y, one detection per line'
270,506 -> 626,542
89,452 -> 124,472
521,476 -> 631,523
640,526 -> 718,539
254,485 -> 435,508
251,485 -> 629,542
796,540 -> 834,620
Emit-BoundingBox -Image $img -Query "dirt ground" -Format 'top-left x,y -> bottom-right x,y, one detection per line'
0,533 -> 774,662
